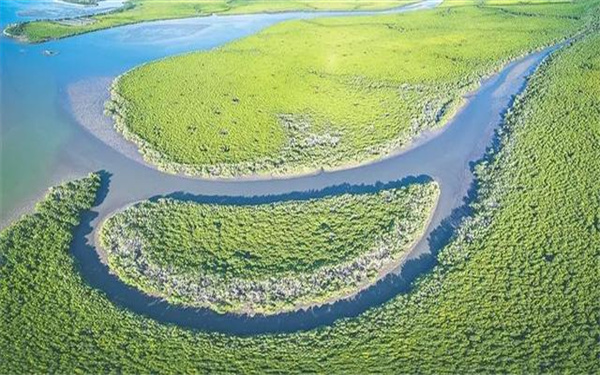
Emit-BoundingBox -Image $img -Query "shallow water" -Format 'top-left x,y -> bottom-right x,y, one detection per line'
2,0 -> 125,23
0,0 -> 556,334
0,0 -> 441,226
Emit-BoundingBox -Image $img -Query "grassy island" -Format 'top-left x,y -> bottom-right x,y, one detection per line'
1,25 -> 600,372
4,0 -> 415,43
107,0 -> 592,177
99,183 -> 439,314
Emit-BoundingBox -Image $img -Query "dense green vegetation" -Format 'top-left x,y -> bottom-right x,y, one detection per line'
99,183 -> 438,314
2,25 -> 599,372
4,0 -> 415,43
107,0 -> 593,177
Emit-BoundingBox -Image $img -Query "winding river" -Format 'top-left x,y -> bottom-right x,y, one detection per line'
1,0 -> 561,334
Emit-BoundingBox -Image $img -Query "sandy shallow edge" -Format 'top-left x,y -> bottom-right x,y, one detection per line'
69,74 -> 461,182
68,77 -> 149,166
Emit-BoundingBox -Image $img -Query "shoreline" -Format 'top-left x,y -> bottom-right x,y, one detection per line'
3,0 -> 129,44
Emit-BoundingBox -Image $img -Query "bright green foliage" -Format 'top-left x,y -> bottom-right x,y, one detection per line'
108,1 -> 592,177
4,0 -> 415,43
99,183 -> 438,314
2,30 -> 600,373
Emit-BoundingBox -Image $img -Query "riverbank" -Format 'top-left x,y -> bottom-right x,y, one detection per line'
104,2 -> 583,178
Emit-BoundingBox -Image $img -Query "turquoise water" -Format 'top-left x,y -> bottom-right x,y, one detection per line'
0,1 -> 347,223
1,0 -> 126,218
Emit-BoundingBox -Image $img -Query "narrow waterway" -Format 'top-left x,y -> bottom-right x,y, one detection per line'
75,45 -> 558,335
0,0 -> 441,226
0,0 -> 560,334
